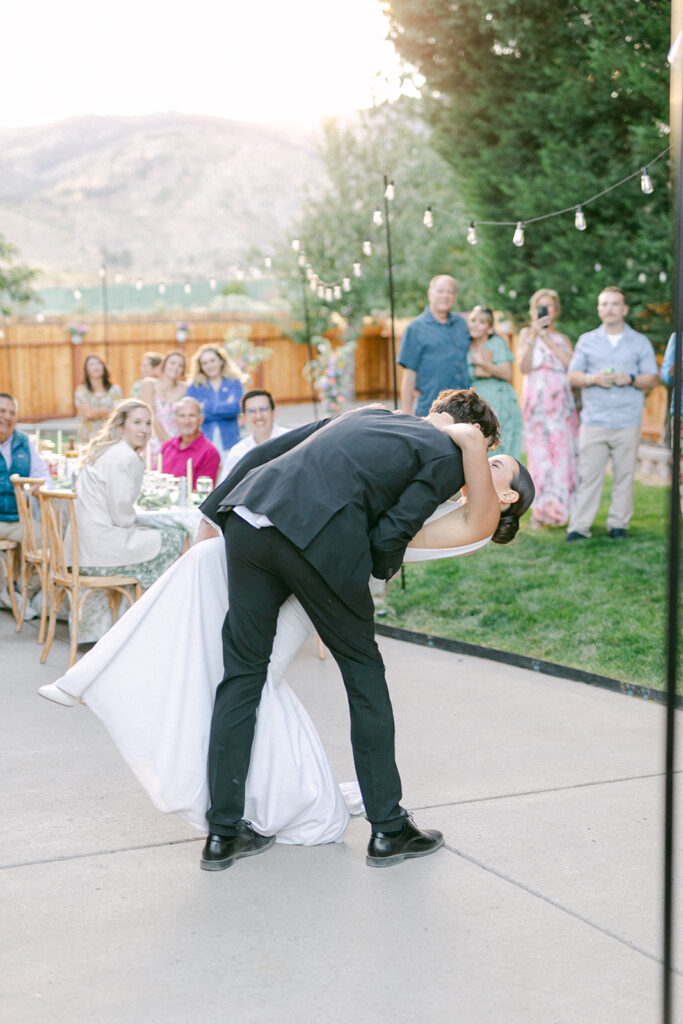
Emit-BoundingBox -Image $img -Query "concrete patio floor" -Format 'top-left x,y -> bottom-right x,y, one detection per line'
1,604 -> 681,1024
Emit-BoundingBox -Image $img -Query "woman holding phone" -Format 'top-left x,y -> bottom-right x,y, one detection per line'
519,288 -> 578,528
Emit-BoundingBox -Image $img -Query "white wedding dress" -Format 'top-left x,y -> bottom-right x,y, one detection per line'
50,502 -> 490,845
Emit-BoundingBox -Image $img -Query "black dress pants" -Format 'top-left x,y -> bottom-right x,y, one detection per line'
206,513 -> 405,835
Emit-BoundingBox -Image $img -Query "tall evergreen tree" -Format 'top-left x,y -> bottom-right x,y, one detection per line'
385,0 -> 671,347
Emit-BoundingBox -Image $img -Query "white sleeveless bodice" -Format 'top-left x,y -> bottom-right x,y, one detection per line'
404,499 -> 493,563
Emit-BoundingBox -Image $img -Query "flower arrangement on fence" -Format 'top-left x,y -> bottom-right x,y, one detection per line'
176,321 -> 190,343
67,323 -> 89,344
303,336 -> 356,414
223,325 -> 273,381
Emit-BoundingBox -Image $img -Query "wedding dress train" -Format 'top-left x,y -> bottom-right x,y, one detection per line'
47,501 -> 490,845
51,537 -> 355,844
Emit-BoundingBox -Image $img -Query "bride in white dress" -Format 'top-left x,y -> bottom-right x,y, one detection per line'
39,424 -> 534,846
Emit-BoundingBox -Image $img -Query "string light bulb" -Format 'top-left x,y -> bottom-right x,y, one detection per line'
135,279 -> 143,291
512,221 -> 525,247
310,277 -> 318,292
362,239 -> 373,256
384,180 -> 395,201
574,206 -> 587,231
325,287 -> 333,301
373,207 -> 383,227
291,239 -> 301,252
342,277 -> 351,292
209,278 -> 217,289
184,282 -> 192,293
353,260 -> 362,278
297,253 -> 306,267
73,289 -> 81,300
640,167 -> 654,194
467,222 -> 478,245
317,285 -> 325,298
264,256 -> 272,269
334,284 -> 342,299
158,283 -> 166,294
423,206 -> 433,228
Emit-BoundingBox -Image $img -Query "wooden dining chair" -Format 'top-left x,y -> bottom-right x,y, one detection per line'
0,538 -> 19,625
38,488 -> 143,668
10,475 -> 49,641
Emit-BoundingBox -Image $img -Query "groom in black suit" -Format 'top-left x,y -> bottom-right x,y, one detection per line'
198,390 -> 499,870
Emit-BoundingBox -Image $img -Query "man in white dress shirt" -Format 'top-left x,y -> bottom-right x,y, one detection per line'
218,390 -> 289,482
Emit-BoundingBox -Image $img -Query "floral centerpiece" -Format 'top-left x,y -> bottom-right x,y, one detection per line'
303,336 -> 356,415
223,325 -> 273,382
176,321 -> 190,343
67,323 -> 89,344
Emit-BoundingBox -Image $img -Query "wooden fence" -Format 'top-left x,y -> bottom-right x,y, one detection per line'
0,312 -> 669,441
0,314 -> 396,420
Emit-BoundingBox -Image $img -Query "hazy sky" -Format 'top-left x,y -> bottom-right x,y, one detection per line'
2,0 -> 406,128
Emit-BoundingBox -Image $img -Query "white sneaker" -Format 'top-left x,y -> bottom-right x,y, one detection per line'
37,684 -> 78,707
22,596 -> 37,621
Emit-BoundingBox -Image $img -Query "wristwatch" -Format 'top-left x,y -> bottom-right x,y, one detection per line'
629,373 -> 636,385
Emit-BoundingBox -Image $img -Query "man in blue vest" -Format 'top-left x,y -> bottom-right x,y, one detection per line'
0,393 -> 48,613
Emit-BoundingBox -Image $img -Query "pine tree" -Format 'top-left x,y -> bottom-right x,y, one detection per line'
385,0 -> 672,347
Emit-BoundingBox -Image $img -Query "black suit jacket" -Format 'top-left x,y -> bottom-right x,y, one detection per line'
200,407 -> 464,612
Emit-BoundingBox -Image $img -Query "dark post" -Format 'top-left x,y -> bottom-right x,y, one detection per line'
383,174 -> 398,410
100,262 -> 109,363
663,13 -> 682,1023
298,263 -> 318,420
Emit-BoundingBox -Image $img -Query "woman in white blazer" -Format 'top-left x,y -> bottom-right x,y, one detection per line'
66,400 -> 186,641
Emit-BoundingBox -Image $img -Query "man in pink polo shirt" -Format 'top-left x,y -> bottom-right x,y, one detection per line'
161,396 -> 220,487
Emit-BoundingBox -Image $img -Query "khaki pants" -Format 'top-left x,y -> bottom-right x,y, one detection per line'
0,520 -> 23,543
567,424 -> 641,535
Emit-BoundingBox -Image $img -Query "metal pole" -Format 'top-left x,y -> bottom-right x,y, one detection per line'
299,264 -> 318,420
382,174 -> 405,590
383,174 -> 398,410
100,262 -> 109,364
663,14 -> 682,1023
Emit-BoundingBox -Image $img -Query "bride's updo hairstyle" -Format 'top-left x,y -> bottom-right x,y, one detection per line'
492,460 -> 535,545
430,388 -> 500,449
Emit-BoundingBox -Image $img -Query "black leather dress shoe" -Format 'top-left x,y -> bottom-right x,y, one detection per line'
366,815 -> 444,868
200,822 -> 275,871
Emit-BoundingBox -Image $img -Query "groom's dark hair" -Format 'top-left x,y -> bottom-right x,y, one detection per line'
430,389 -> 501,447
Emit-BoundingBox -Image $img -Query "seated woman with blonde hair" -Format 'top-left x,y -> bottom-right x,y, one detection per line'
66,399 -> 187,641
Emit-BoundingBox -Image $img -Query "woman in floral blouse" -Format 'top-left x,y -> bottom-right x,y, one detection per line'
74,355 -> 123,444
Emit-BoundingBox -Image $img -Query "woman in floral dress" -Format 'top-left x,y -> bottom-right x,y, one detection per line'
467,306 -> 522,459
519,289 -> 579,527
74,355 -> 124,444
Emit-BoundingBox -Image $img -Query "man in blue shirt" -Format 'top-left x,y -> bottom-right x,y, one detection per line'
398,275 -> 470,415
566,287 -> 658,540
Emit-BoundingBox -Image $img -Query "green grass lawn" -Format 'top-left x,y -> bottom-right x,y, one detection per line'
383,479 -> 674,691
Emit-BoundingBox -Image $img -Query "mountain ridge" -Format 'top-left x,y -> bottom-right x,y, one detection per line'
0,112 -> 324,286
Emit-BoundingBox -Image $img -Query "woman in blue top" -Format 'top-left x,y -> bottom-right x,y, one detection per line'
186,345 -> 247,460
